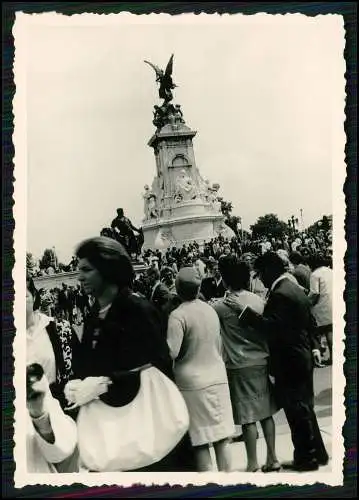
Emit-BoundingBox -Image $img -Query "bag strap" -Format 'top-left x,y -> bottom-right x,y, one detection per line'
129,363 -> 152,373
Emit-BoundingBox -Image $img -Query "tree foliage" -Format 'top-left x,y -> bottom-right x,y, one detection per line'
218,198 -> 241,236
39,248 -> 57,270
250,213 -> 288,239
306,215 -> 332,234
26,252 -> 36,275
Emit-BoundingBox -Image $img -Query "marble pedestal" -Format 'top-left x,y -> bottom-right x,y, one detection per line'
142,200 -> 234,250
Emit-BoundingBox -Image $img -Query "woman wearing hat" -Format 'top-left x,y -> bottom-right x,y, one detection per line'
167,267 -> 235,471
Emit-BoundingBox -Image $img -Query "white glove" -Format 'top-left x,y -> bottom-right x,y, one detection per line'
64,379 -> 83,406
312,349 -> 323,367
64,377 -> 112,410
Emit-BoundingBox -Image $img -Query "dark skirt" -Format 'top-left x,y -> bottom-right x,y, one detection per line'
132,432 -> 196,472
227,364 -> 279,425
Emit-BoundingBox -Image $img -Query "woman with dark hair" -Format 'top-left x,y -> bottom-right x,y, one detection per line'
67,236 -> 194,472
212,255 -> 280,472
26,275 -> 80,412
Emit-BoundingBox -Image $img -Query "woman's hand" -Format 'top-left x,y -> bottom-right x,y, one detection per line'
64,379 -> 83,406
223,296 -> 245,314
64,377 -> 112,411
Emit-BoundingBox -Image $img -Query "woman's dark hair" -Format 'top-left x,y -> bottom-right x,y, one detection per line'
307,253 -> 327,271
146,266 -> 160,281
218,255 -> 250,291
75,236 -> 134,289
289,251 -> 304,266
26,275 -> 41,310
160,266 -> 175,286
254,252 -> 286,277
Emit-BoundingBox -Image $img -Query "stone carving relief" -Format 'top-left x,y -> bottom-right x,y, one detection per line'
208,183 -> 222,212
174,169 -> 198,203
154,227 -> 176,249
196,176 -> 222,212
213,219 -> 236,239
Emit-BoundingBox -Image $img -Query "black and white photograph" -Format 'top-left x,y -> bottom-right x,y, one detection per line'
13,12 -> 346,487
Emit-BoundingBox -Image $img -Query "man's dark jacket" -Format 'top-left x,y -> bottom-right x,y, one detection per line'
249,277 -> 320,387
200,277 -> 226,301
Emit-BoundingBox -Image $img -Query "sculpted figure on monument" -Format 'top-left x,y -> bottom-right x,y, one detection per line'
198,177 -> 211,202
174,104 -> 185,123
174,169 -> 197,202
144,54 -> 177,103
152,106 -> 164,129
207,183 -> 222,212
148,195 -> 158,218
152,102 -> 181,130
143,185 -> 159,219
143,185 -> 151,218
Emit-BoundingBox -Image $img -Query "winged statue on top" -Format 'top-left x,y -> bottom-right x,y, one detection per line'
144,54 -> 177,103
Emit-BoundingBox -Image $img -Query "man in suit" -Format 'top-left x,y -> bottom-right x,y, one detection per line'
228,252 -> 328,471
144,266 -> 174,335
200,257 -> 226,301
58,283 -> 72,322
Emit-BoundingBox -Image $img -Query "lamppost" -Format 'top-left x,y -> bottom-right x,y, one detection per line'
287,215 -> 299,236
300,209 -> 303,232
237,216 -> 243,241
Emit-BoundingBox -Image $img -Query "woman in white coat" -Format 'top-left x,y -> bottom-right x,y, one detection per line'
26,363 -> 78,473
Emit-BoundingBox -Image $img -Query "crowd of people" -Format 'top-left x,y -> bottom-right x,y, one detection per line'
26,226 -> 333,474
35,283 -> 90,326
140,229 -> 332,272
31,256 -> 79,278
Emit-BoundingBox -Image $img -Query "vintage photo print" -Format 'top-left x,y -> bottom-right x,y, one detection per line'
13,11 -> 346,489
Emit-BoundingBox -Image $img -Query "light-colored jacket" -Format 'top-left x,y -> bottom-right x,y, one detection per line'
310,266 -> 332,326
167,299 -> 228,391
213,290 -> 269,369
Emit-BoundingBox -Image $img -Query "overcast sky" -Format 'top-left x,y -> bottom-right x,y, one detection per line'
18,13 -> 345,263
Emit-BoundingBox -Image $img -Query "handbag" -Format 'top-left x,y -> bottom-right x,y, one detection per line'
77,364 -> 189,472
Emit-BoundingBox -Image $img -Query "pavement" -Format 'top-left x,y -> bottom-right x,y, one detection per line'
221,365 -> 332,473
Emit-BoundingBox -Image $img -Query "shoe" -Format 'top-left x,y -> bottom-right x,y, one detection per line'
281,459 -> 319,472
322,359 -> 332,366
261,462 -> 281,473
317,456 -> 329,466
